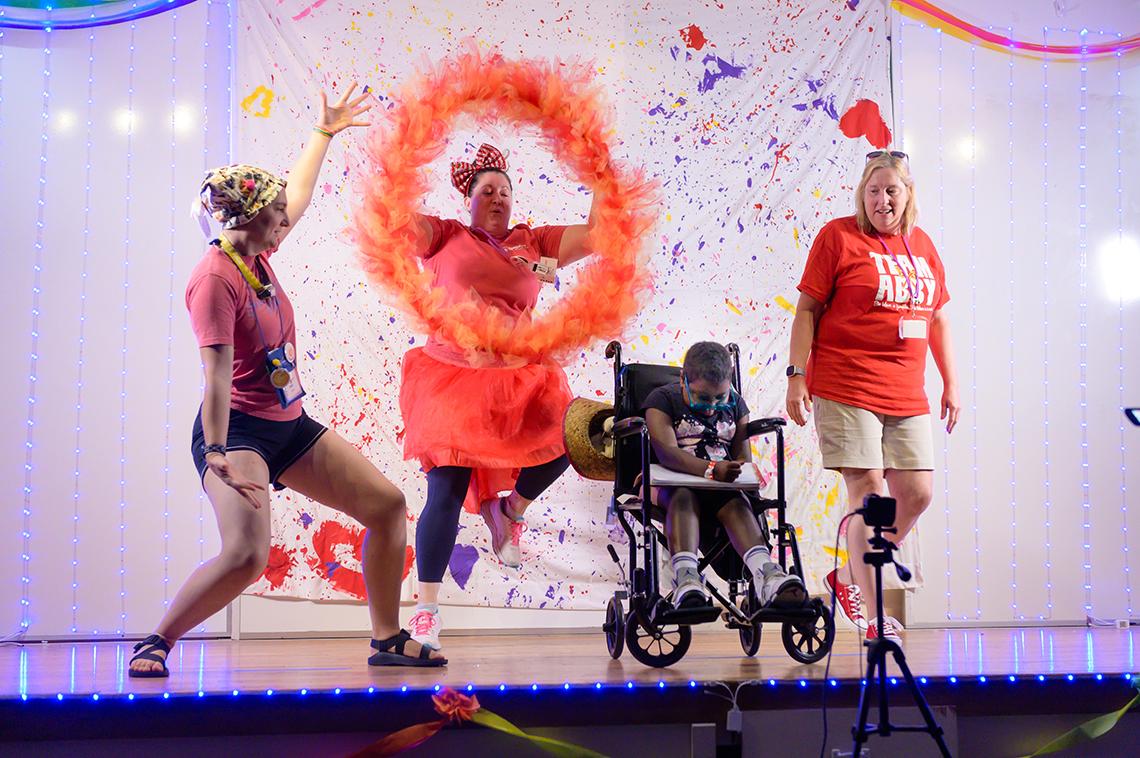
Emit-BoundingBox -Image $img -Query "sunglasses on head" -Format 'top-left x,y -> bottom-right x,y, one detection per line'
866,150 -> 909,163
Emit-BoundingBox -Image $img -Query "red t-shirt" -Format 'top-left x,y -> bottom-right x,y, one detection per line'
419,216 -> 566,366
797,216 -> 949,416
185,245 -> 301,421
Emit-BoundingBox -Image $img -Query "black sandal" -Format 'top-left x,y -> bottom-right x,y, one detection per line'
128,634 -> 171,678
368,630 -> 447,667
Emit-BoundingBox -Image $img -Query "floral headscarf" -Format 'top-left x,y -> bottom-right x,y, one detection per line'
194,164 -> 287,230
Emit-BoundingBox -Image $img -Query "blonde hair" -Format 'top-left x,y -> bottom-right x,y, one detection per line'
854,155 -> 918,236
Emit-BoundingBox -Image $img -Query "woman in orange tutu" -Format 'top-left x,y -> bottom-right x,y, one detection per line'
402,143 -> 596,651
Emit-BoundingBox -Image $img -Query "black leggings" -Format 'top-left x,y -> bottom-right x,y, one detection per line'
415,455 -> 569,582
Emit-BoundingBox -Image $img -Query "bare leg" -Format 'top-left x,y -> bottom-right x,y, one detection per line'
277,430 -> 421,648
716,497 -> 767,555
883,469 -> 934,544
658,487 -> 701,555
840,468 -> 887,612
130,451 -> 272,675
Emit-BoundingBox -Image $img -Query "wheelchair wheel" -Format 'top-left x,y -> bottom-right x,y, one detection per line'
738,593 -> 761,657
604,596 -> 625,659
781,599 -> 835,664
625,610 -> 691,668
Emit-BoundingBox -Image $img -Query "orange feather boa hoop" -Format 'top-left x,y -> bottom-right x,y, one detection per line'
354,48 -> 658,365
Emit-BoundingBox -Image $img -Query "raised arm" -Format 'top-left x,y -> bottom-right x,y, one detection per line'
281,83 -> 372,238
555,191 -> 599,267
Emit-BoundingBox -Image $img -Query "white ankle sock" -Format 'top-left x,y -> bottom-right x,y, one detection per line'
671,551 -> 699,575
743,545 -> 774,578
416,603 -> 439,614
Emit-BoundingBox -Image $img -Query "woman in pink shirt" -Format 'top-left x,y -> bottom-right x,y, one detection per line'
401,144 -> 598,651
129,85 -> 445,677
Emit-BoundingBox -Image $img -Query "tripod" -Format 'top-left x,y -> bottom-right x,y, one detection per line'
852,498 -> 951,757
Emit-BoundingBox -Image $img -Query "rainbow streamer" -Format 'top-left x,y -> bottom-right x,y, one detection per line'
893,0 -> 1140,59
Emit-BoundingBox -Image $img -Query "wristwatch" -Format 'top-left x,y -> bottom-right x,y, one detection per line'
785,365 -> 806,378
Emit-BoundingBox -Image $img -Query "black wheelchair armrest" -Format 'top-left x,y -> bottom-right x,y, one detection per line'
747,417 -> 787,437
612,416 -> 647,439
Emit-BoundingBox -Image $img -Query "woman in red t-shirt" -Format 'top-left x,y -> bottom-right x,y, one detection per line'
785,151 -> 961,646
398,144 -> 598,652
129,86 -> 445,678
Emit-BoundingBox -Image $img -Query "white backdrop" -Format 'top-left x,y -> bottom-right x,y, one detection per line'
1,0 -> 1137,640
233,0 -> 892,612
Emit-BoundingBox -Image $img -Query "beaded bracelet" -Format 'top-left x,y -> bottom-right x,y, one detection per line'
313,125 -> 334,139
201,443 -> 227,457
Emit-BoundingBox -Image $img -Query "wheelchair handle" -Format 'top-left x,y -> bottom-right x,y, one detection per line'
612,416 -> 646,439
746,417 -> 787,437
605,340 -> 622,361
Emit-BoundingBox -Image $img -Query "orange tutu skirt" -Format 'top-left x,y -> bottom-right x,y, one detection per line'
400,348 -> 573,513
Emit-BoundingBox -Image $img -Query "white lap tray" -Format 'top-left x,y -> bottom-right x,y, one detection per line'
649,463 -> 764,490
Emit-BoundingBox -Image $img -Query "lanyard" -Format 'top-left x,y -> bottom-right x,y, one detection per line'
469,226 -> 513,258
215,236 -> 285,352
876,233 -> 921,311
216,235 -> 275,300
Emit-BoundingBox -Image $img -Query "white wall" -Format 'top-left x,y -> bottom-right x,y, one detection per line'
0,0 -> 234,639
893,8 -> 1140,624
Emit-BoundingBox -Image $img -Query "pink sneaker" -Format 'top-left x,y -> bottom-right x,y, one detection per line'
481,496 -> 525,568
867,616 -> 904,645
408,607 -> 441,651
825,568 -> 869,631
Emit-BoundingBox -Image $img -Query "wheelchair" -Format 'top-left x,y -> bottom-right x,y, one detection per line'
600,341 -> 835,668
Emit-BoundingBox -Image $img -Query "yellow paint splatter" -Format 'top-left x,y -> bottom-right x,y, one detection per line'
640,335 -> 650,345
725,299 -> 743,316
774,295 -> 796,314
748,366 -> 759,376
822,543 -> 850,565
812,188 -> 821,199
792,227 -> 800,248
823,481 -> 841,512
240,86 -> 275,118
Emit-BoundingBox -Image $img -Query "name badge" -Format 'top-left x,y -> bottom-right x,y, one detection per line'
511,255 -> 559,284
266,342 -> 304,408
898,317 -> 927,341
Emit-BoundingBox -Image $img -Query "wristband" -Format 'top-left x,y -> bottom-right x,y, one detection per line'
201,443 -> 227,457
704,461 -> 716,480
313,125 -> 334,139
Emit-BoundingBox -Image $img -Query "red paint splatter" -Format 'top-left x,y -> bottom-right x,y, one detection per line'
402,545 -> 415,581
262,543 -> 292,591
679,24 -> 707,51
839,99 -> 892,149
312,521 -> 367,599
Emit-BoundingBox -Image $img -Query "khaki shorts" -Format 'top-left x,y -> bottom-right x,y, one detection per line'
813,396 -> 934,471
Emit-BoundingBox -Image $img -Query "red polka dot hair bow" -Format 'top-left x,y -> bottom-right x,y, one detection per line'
450,143 -> 508,195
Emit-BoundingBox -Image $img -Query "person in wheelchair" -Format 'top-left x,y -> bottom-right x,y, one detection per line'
643,341 -> 807,611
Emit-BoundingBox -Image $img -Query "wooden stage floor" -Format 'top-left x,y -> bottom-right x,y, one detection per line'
2,626 -> 1136,698
2,626 -> 1139,754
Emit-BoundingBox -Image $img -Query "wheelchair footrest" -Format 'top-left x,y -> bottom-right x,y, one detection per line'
747,605 -> 820,624
654,604 -> 724,626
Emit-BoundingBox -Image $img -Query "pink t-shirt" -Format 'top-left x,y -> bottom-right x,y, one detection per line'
185,244 -> 302,421
419,216 -> 566,365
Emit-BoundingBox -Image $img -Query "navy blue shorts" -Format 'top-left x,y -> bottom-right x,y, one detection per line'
191,406 -> 328,491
